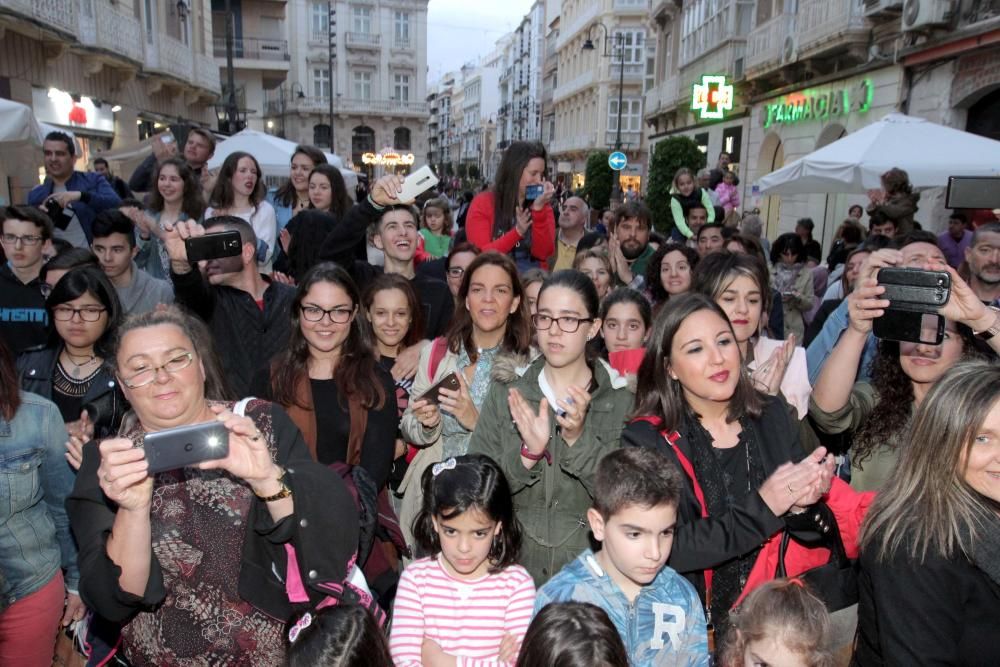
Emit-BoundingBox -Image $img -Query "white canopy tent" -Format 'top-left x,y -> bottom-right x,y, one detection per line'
758,112 -> 1000,195
206,129 -> 358,193
0,98 -> 44,172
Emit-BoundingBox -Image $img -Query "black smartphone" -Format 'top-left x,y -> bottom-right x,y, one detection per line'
143,420 -> 230,474
877,268 -> 951,312
185,230 -> 243,262
873,309 -> 945,346
945,176 -> 1000,210
522,183 -> 544,209
416,372 -> 461,406
45,199 -> 72,230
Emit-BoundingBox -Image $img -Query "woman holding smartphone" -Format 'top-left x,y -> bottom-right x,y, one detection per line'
468,270 -> 634,583
465,141 -> 555,271
67,306 -> 358,665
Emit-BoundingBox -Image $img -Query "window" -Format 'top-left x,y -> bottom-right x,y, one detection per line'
394,11 -> 410,46
722,126 -> 743,163
352,6 -> 372,33
394,127 -> 411,150
612,30 -> 645,65
312,2 -> 329,36
353,71 -> 372,100
393,74 -> 410,102
312,68 -> 331,99
607,99 -> 642,133
313,124 -> 331,147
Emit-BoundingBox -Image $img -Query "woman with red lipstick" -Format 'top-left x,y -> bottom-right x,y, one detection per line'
810,243 -> 998,492
206,151 -> 278,275
623,293 -> 835,636
468,269 -> 634,584
398,252 -> 532,549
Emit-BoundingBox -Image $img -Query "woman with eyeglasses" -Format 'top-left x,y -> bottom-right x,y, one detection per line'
468,269 -> 633,584
397,252 -> 533,550
67,305 -> 359,665
444,242 -> 481,298
18,266 -> 127,444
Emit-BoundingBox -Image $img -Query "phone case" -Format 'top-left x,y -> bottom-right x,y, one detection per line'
398,166 -> 439,203
877,268 -> 951,312
417,372 -> 461,405
185,230 -> 243,262
524,184 -> 545,201
143,421 -> 230,474
873,310 -> 945,345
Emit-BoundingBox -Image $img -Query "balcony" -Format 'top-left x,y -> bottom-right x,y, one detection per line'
0,0 -> 78,37
195,53 -> 222,94
644,75 -> 682,117
291,96 -> 429,117
147,33 -> 194,82
614,0 -> 650,12
549,132 -> 598,154
605,130 -> 643,148
553,70 -> 595,102
78,0 -> 144,64
745,12 -> 796,76
796,0 -> 868,61
345,32 -> 381,50
556,2 -> 601,50
213,37 -> 289,66
391,38 -> 412,50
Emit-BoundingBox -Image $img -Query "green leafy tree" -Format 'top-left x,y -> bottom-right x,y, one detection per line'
582,151 -> 612,211
456,163 -> 468,179
646,137 -> 707,235
469,164 -> 481,181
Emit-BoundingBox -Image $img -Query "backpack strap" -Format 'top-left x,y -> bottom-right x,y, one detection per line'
233,397 -> 255,417
428,336 -> 449,379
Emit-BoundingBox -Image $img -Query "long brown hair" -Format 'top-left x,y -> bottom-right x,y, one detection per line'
148,157 -> 206,220
631,292 -> 764,426
445,252 -> 532,363
308,164 -> 352,221
362,273 -> 425,351
271,263 -> 385,411
274,144 -> 328,207
491,141 -> 547,239
209,151 -> 266,209
0,337 -> 22,420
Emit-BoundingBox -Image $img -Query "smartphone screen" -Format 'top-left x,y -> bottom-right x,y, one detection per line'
873,310 -> 945,345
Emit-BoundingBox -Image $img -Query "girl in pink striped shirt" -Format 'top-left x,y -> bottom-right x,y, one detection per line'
390,454 -> 536,667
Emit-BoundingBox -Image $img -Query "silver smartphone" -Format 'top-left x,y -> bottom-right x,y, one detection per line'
143,421 -> 230,474
398,165 -> 440,203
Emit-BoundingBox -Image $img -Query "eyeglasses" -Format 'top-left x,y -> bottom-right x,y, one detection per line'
52,305 -> 107,322
120,352 -> 195,388
300,305 -> 354,323
1,233 -> 44,246
447,267 -> 465,278
532,313 -> 594,333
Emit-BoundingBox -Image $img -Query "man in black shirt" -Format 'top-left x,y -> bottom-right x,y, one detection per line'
0,206 -> 52,353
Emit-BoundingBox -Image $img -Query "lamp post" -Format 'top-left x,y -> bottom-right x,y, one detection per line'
273,82 -> 305,138
583,24 -> 626,204
328,2 -> 338,151
223,0 -> 240,135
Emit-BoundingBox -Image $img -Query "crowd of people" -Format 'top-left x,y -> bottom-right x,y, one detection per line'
0,131 -> 998,667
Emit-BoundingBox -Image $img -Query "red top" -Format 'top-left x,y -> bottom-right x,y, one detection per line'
465,191 -> 555,270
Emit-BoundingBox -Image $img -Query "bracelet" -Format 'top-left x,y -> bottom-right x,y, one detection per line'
252,467 -> 293,502
973,306 -> 1000,341
367,194 -> 385,212
520,442 -> 552,464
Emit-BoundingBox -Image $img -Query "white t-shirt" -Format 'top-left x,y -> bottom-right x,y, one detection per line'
205,201 -> 278,274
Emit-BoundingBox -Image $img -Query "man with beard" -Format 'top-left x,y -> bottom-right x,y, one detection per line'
608,201 -> 655,289
161,215 -> 295,395
964,222 -> 1000,305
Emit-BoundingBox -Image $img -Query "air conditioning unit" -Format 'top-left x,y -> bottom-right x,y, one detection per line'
781,36 -> 797,65
902,0 -> 954,30
864,0 -> 904,18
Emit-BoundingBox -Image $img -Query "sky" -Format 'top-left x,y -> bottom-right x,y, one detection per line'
426,0 -> 539,85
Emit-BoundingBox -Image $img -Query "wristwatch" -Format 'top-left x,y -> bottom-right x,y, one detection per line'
253,467 -> 293,502
974,306 -> 1000,341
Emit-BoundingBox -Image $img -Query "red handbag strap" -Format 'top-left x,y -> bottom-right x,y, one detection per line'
428,336 -> 448,379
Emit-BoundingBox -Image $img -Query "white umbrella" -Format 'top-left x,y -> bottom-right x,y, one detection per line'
0,98 -> 45,172
758,112 -> 1000,195
206,129 -> 357,191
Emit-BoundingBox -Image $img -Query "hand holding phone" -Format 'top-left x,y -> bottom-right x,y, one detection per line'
185,229 -> 243,262
143,420 -> 230,474
397,165 -> 440,203
416,372 -> 461,406
523,183 -> 545,210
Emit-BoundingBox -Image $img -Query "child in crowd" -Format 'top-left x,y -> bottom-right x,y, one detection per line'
286,604 -> 392,667
719,579 -> 835,667
390,454 -> 536,666
535,447 -> 710,666
715,171 -> 740,215
515,601 -> 629,667
420,197 -> 454,258
668,168 -> 716,242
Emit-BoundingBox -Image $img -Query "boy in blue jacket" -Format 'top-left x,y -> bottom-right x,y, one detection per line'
535,447 -> 710,667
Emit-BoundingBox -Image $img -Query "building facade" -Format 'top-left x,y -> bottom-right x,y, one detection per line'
497,1 -> 546,151
267,0 -> 429,175
0,0 -> 221,201
549,0 -> 652,193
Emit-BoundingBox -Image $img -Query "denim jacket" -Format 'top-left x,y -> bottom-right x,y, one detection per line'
0,390 -> 77,612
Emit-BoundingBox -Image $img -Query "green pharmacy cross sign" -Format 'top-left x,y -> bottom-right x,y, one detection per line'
691,75 -> 734,120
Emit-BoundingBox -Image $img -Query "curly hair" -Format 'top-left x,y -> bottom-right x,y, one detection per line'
645,242 -> 698,307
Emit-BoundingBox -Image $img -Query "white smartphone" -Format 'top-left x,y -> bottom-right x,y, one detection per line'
398,165 -> 439,203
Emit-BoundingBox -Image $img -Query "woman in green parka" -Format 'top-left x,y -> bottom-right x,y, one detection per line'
468,270 -> 634,585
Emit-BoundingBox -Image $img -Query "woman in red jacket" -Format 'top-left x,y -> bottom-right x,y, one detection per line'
466,141 -> 555,271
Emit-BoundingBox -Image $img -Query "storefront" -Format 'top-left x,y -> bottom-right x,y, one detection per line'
31,86 -> 117,172
744,66 -> 904,246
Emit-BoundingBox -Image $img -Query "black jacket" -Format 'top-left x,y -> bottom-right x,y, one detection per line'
67,400 -> 360,624
17,345 -> 128,437
854,538 -> 1000,666
170,268 -> 295,396
0,264 -> 49,355
319,199 -> 454,338
621,396 -> 810,599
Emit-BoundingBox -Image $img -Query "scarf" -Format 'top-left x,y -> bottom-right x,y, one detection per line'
773,262 -> 804,296
962,506 -> 1000,588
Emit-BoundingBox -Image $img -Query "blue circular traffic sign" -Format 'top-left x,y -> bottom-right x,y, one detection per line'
608,151 -> 628,171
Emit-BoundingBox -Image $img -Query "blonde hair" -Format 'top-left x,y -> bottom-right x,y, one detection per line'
572,248 -> 611,273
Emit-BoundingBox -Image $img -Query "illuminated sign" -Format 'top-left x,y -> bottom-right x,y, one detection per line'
763,79 -> 874,129
361,151 -> 416,166
31,87 -> 115,134
691,75 -> 734,120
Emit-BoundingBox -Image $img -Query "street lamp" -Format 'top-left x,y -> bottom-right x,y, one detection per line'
583,23 -> 627,204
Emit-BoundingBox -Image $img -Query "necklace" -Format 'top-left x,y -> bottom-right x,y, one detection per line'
61,351 -> 99,379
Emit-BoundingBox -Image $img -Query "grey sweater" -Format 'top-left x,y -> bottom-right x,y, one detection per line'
116,262 -> 174,315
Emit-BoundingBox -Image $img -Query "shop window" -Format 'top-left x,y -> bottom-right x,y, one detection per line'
694,132 -> 709,154
722,126 -> 743,163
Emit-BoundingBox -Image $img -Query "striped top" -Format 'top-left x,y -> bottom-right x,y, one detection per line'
390,555 -> 536,666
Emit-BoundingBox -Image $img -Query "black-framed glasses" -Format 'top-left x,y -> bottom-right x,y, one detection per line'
120,352 -> 195,388
532,313 -> 594,333
1,233 -> 44,246
446,267 -> 465,278
300,305 -> 354,323
52,305 -> 107,322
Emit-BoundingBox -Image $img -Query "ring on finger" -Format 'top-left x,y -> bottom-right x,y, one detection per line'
787,484 -> 794,495
249,430 -> 263,442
